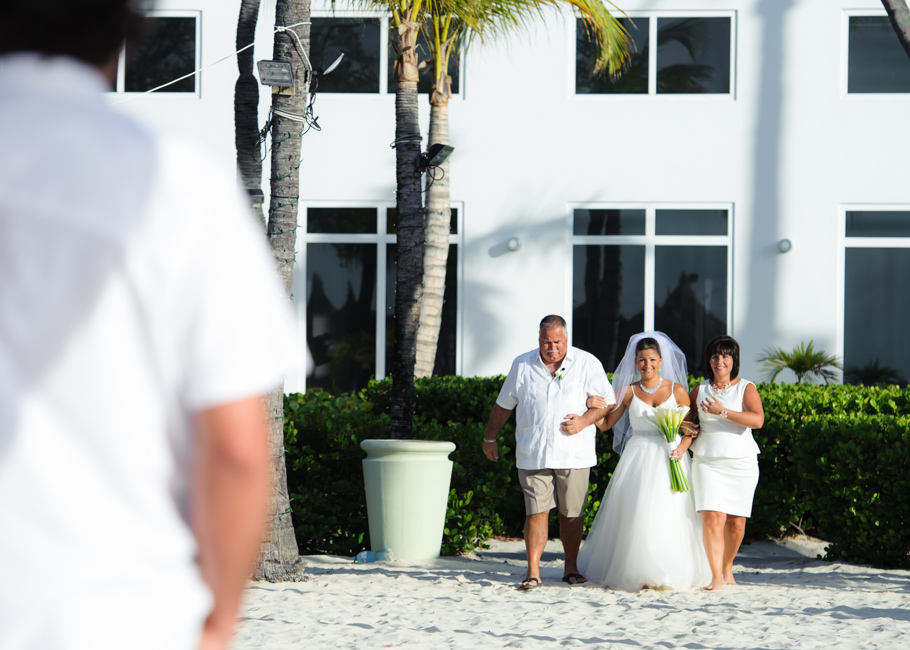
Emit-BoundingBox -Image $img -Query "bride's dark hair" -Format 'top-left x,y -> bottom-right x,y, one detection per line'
636,337 -> 662,356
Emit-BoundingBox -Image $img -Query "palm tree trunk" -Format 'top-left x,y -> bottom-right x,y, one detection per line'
882,0 -> 910,58
235,0 -> 264,227
253,0 -> 310,582
414,97 -> 450,378
390,17 -> 424,439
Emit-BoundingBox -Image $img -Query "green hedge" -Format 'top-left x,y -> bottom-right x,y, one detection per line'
284,378 -> 910,567
749,383 -> 910,540
794,414 -> 910,568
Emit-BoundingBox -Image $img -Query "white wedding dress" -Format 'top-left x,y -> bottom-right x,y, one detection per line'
577,390 -> 711,591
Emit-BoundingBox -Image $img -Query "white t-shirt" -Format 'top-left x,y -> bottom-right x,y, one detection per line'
0,55 -> 294,649
496,346 -> 613,470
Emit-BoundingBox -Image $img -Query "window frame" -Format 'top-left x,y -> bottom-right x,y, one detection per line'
568,202 -> 735,334
113,10 -> 201,97
570,10 -> 737,100
842,9 -> 910,98
291,200 -> 464,392
310,9 -> 464,97
836,204 -> 910,380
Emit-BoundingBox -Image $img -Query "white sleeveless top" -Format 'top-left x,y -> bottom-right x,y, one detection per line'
689,379 -> 761,458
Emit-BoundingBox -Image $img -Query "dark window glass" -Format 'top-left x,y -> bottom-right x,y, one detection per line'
384,244 -> 458,376
576,17 -> 649,94
654,245 -> 727,372
307,207 -> 376,234
387,208 -> 457,234
844,248 -> 910,384
384,244 -> 396,374
848,16 -> 910,93
574,208 -> 646,236
846,211 -> 910,237
656,209 -> 728,235
573,245 -> 645,371
656,17 -> 730,94
125,17 -> 196,92
306,243 -> 377,393
310,18 -> 381,93
386,30 -> 460,95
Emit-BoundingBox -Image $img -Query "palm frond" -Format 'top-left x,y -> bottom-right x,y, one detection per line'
415,0 -> 631,82
757,341 -> 843,385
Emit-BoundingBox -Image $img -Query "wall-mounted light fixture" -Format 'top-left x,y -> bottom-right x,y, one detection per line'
777,238 -> 793,253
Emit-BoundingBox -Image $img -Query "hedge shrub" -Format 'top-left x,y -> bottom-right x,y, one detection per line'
749,383 -> 910,539
794,414 -> 910,568
284,378 -> 910,567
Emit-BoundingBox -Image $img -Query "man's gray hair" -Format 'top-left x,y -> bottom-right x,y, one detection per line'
539,314 -> 567,333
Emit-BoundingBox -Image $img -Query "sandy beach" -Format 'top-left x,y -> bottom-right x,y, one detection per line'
233,536 -> 909,649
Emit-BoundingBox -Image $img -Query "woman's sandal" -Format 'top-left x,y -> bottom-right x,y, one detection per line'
517,577 -> 541,591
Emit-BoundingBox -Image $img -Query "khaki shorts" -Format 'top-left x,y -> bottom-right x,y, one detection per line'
517,468 -> 590,518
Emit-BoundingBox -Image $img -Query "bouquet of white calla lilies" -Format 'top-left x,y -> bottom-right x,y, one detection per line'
651,404 -> 691,493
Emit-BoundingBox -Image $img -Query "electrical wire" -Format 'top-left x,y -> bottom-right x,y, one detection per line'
109,21 -> 312,106
422,165 -> 445,193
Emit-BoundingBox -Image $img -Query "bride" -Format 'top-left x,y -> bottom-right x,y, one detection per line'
563,332 -> 710,591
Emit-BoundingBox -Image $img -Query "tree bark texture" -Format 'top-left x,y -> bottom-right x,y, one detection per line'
414,98 -> 451,378
390,18 -> 424,439
234,0 -> 265,228
882,0 -> 910,59
252,0 -> 311,582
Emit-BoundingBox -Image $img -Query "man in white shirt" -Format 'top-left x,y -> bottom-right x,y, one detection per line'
0,2 -> 293,648
483,315 -> 614,590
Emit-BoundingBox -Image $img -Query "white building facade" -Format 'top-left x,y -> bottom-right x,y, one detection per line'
114,0 -> 910,393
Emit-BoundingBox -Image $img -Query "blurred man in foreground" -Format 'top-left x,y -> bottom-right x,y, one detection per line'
0,2 -> 293,648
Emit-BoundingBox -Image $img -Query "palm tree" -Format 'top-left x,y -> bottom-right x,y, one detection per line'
881,0 -> 910,58
233,0 -> 307,581
344,0 -> 480,437
757,341 -> 843,385
414,0 -> 631,377
342,0 -> 627,434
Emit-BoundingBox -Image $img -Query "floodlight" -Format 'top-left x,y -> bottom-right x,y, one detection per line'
320,50 -> 345,76
257,60 -> 294,87
419,143 -> 454,171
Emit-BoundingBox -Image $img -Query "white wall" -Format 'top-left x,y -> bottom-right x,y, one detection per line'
117,0 -> 910,384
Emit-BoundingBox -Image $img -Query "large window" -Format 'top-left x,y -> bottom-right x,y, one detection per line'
572,206 -> 731,373
300,205 -> 460,393
309,15 -> 460,95
116,13 -> 199,94
846,14 -> 910,94
842,208 -> 910,385
576,14 -> 733,95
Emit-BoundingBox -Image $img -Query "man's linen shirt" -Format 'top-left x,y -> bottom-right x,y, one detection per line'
496,346 -> 613,470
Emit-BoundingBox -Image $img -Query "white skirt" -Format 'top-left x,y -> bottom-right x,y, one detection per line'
692,455 -> 759,517
577,433 -> 710,592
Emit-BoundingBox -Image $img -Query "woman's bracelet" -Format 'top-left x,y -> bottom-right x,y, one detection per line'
720,410 -> 728,420
483,438 -> 497,444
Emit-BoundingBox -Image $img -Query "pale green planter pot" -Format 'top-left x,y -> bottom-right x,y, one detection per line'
360,439 -> 456,560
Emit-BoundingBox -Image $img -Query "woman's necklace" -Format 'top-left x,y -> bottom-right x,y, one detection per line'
639,378 -> 661,394
711,381 -> 732,395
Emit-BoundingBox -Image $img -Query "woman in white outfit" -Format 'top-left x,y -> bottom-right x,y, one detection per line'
565,332 -> 709,592
688,335 -> 765,590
